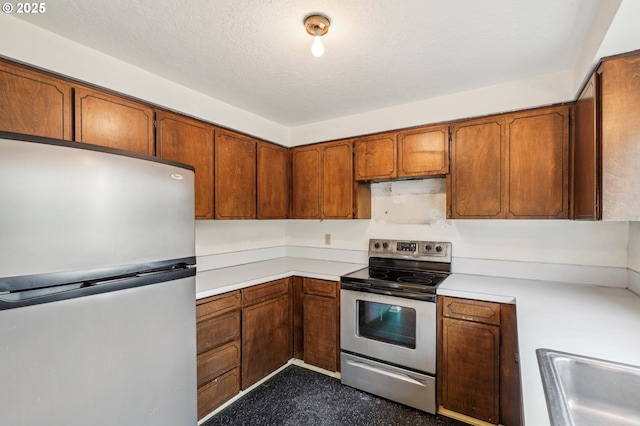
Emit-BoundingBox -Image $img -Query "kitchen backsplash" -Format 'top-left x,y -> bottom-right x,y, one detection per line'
196,180 -> 630,273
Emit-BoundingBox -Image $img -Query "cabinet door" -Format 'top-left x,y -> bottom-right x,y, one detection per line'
600,55 -> 640,220
257,141 -> 289,219
291,145 -> 322,218
196,310 -> 240,355
0,61 -> 72,140
197,367 -> 240,419
398,125 -> 449,177
75,87 -> 154,155
572,73 -> 601,220
242,293 -> 292,389
215,129 -> 257,219
303,288 -> 339,372
441,318 -> 500,424
156,111 -> 214,220
197,340 -> 240,387
506,106 -> 569,219
354,133 -> 397,181
448,116 -> 507,219
322,140 -> 354,218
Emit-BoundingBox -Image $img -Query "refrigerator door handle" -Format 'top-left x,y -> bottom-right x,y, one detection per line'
0,267 -> 195,311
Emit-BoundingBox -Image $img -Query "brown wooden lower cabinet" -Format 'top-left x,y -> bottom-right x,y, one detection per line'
196,276 -> 341,419
241,278 -> 292,389
196,290 -> 241,420
297,277 -> 340,372
197,367 -> 240,419
438,296 -> 521,426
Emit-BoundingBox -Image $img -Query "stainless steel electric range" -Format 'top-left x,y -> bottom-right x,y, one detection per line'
340,239 -> 452,414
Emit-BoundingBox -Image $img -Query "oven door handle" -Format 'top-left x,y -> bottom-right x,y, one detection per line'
343,286 -> 436,302
345,359 -> 428,387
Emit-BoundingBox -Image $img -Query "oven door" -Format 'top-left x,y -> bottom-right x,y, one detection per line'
340,288 -> 436,374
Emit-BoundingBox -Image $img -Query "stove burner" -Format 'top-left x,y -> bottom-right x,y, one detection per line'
369,268 -> 389,279
397,275 -> 435,285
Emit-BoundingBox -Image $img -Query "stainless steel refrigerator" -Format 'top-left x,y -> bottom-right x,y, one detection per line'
0,132 -> 197,425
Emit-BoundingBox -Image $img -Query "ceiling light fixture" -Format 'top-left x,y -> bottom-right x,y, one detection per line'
304,14 -> 330,57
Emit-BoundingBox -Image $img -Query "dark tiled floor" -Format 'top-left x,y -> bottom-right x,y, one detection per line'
203,365 -> 469,426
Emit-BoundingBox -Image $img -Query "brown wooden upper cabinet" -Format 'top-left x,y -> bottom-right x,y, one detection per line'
291,144 -> 322,218
291,140 -> 370,219
448,105 -> 570,219
506,106 -> 570,219
448,115 -> 507,219
215,129 -> 257,219
0,60 -> 73,140
257,141 -> 289,219
572,72 -> 600,220
397,124 -> 450,177
354,125 -> 449,181
75,87 -> 155,155
322,140 -> 355,218
156,111 -> 215,220
573,53 -> 640,221
354,133 -> 397,181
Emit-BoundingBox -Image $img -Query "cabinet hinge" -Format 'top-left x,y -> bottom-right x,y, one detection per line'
153,120 -> 157,128
515,353 -> 519,364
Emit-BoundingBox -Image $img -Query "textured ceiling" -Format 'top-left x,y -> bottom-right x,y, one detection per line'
16,0 -> 602,126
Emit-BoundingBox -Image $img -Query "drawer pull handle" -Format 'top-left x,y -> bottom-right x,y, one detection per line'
346,359 -> 426,386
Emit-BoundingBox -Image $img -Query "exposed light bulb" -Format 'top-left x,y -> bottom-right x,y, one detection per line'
311,35 -> 324,57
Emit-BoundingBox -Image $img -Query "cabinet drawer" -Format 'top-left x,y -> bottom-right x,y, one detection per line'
196,310 -> 240,355
442,297 -> 501,325
242,278 -> 289,306
303,278 -> 337,298
197,367 -> 240,419
196,290 -> 240,321
197,340 -> 240,387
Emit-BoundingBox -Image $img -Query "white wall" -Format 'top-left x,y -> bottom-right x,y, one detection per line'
195,221 -> 287,256
571,0 -> 622,95
290,71 -> 573,146
628,222 -> 640,294
629,222 -> 640,273
0,14 -> 289,145
286,180 -> 629,268
596,0 -> 640,61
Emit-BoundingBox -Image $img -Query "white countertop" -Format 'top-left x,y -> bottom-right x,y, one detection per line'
439,273 -> 640,426
196,257 -> 640,426
196,257 -> 366,299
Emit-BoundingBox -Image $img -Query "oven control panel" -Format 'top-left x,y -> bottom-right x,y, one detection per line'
368,239 -> 452,262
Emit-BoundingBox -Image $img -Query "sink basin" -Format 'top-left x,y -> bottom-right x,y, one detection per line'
537,348 -> 640,426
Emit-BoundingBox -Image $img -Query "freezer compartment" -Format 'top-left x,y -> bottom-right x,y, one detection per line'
341,351 -> 436,414
0,133 -> 195,279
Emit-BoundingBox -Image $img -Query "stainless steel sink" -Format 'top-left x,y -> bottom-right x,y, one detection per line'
537,348 -> 640,426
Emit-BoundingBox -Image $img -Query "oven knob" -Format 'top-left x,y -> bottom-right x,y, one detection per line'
382,242 -> 388,249
374,242 -> 380,249
426,244 -> 433,251
436,245 -> 443,253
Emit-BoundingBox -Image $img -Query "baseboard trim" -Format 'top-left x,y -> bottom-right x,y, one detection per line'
197,358 -> 339,424
438,406 -> 495,426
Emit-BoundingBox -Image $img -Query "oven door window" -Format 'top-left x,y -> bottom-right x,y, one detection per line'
356,300 -> 416,349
